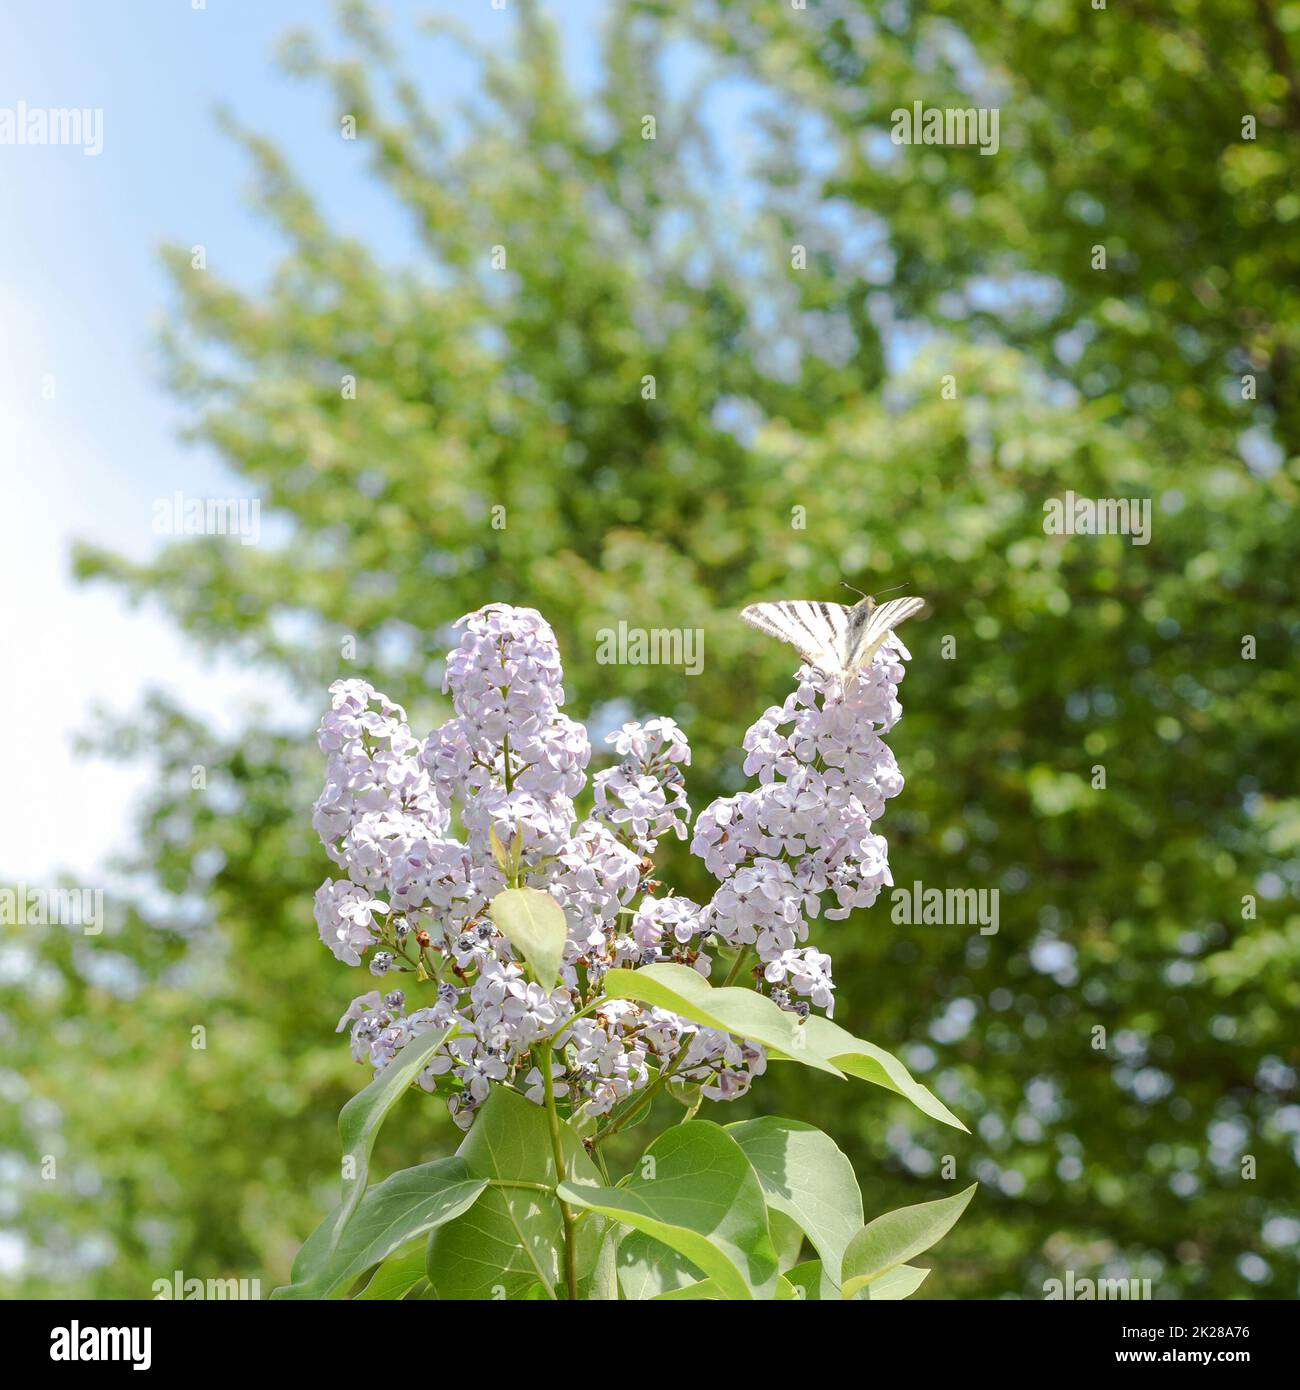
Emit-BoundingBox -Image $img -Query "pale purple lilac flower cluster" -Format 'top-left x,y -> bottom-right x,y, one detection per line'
691,655 -> 908,1017
313,604 -> 906,1129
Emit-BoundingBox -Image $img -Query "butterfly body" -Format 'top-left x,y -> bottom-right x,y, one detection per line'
739,594 -> 925,678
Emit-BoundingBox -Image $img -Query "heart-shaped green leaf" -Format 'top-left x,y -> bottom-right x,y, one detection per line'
726,1117 -> 862,1284
559,1119 -> 778,1300
616,1231 -> 704,1299
426,1086 -> 600,1300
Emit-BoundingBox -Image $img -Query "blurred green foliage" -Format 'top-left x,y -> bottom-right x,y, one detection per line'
4,0 -> 1298,1298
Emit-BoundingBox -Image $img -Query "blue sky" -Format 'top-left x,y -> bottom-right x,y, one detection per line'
0,0 -> 616,883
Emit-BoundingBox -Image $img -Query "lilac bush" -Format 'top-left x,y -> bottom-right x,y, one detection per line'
313,604 -> 907,1125
282,602 -> 973,1302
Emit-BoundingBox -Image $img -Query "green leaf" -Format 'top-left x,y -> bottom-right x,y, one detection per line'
488,822 -> 510,874
355,1245 -> 434,1301
426,1086 -> 600,1300
585,1224 -> 622,1300
601,963 -> 844,1078
840,1184 -> 977,1298
656,1273 -> 728,1295
667,1079 -> 703,1120
558,1120 -> 778,1300
801,1016 -> 969,1132
295,1025 -> 454,1276
653,1278 -> 723,1300
867,1263 -> 932,1300
273,1158 -> 487,1298
488,887 -> 567,990
785,1259 -> 824,1301
767,1207 -> 806,1272
726,1117 -> 862,1284
655,1273 -> 799,1301
616,1231 -> 704,1300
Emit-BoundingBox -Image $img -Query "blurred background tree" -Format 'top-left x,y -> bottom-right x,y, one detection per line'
4,0 -> 1296,1297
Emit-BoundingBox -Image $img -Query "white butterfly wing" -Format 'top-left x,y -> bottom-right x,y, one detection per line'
848,595 -> 925,671
740,601 -> 853,674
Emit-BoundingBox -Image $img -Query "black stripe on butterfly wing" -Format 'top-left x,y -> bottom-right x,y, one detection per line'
844,596 -> 877,660
874,595 -> 925,630
787,601 -> 852,664
778,600 -> 854,671
849,595 -> 926,671
740,602 -> 815,657
740,601 -> 844,669
741,602 -> 803,644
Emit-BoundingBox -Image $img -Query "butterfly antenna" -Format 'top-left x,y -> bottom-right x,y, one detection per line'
842,581 -> 909,602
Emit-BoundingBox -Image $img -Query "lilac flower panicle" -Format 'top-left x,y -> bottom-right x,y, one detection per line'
312,605 -> 907,1127
592,717 -> 691,855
